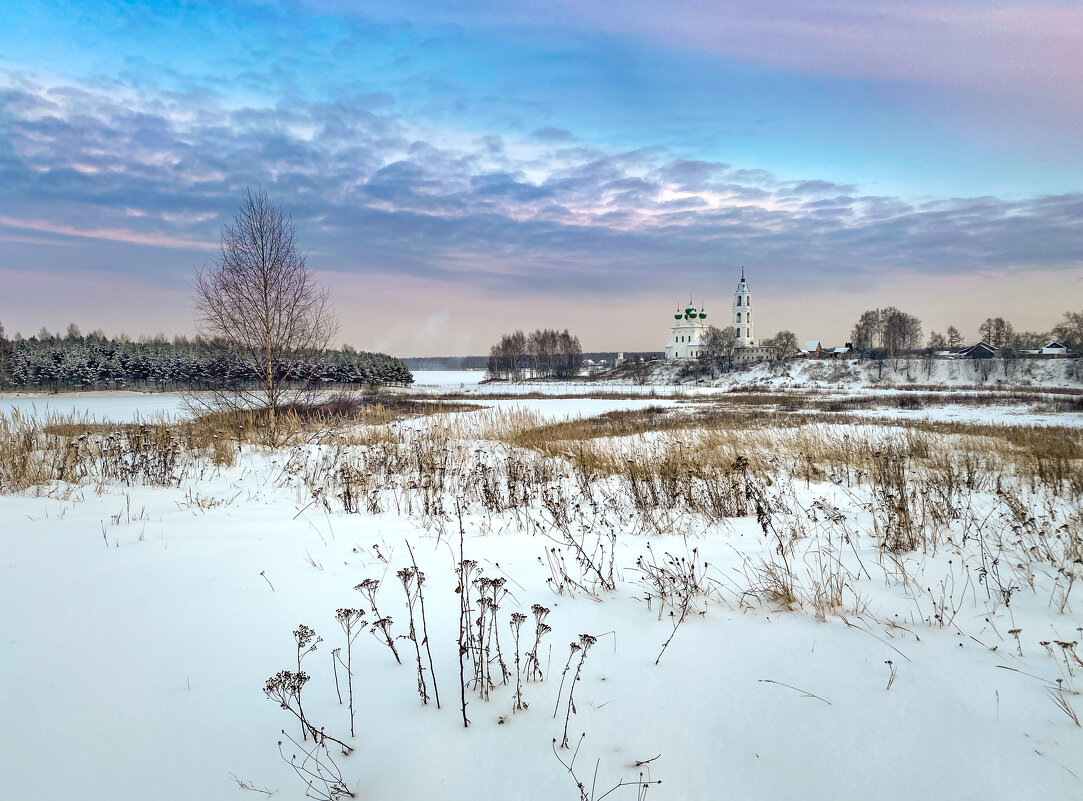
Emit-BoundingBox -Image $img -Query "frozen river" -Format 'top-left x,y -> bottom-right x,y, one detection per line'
0,372 -> 486,421
6,371 -> 1075,426
0,370 -> 687,422
0,391 -> 191,422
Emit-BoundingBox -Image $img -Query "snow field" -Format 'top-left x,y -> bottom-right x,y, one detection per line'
2,393 -> 1082,800
608,356 -> 1083,392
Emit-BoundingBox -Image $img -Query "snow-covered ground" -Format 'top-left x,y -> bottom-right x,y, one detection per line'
611,356 -> 1083,392
409,369 -> 688,397
850,402 -> 1083,428
3,393 -> 1082,801
405,369 -> 487,391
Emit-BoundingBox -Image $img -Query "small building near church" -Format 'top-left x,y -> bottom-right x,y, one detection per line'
958,341 -> 998,359
1040,340 -> 1069,357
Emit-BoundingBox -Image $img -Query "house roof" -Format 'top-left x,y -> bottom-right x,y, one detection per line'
802,340 -> 821,351
959,341 -> 997,355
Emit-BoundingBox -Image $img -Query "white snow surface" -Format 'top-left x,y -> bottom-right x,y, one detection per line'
410,370 -> 687,397
1,390 -> 192,421
615,356 -> 1083,391
2,394 -> 1082,801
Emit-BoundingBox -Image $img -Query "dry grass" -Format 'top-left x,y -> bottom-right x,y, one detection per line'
195,394 -> 474,444
0,410 -> 217,490
0,394 -> 472,492
5,393 -> 1082,634
489,404 -> 1082,499
674,386 -> 1083,415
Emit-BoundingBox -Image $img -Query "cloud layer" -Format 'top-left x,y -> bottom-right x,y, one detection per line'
3,69 -> 1081,292
1,2 -> 1082,353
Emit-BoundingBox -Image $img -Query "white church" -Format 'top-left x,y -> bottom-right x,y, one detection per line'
664,268 -> 773,363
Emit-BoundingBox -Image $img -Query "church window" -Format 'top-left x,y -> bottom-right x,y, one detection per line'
737,313 -> 742,323
737,327 -> 742,338
737,296 -> 742,306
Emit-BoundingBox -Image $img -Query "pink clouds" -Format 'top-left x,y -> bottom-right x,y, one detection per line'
0,216 -> 217,251
552,2 -> 1080,83
479,0 -> 1083,112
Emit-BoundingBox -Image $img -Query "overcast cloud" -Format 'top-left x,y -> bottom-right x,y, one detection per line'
1,2 -> 1081,354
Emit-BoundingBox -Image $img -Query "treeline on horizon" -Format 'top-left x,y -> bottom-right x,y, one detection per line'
487,328 -> 584,380
402,351 -> 663,370
0,324 -> 413,391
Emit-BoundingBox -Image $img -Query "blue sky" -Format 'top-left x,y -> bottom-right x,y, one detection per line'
2,0 -> 1082,355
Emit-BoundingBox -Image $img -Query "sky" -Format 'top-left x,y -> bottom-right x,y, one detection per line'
2,0 -> 1082,356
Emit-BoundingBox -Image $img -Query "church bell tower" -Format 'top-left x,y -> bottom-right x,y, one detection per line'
732,266 -> 753,346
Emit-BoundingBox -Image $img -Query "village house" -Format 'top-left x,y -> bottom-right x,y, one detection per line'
1039,340 -> 1069,357
958,341 -> 998,359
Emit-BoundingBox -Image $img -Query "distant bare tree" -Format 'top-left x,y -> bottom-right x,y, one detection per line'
194,188 -> 337,438
700,325 -> 737,373
851,309 -> 884,352
851,307 -> 920,358
486,344 -> 502,380
767,330 -> 798,361
528,328 -> 558,378
1052,310 -> 1083,352
1009,330 -> 1047,351
530,329 -> 582,378
979,317 -> 1014,349
487,330 -> 527,380
882,308 -> 922,357
946,325 -> 964,350
927,331 -> 947,350
487,328 -> 581,379
553,329 -> 582,378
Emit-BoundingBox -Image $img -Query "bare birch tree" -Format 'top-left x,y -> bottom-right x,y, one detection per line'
194,188 -> 337,438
